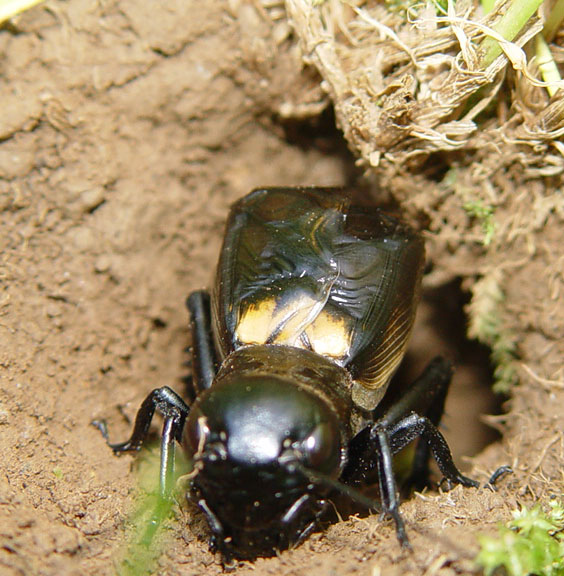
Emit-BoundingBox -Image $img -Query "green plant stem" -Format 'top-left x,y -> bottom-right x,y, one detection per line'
480,0 -> 544,68
535,34 -> 561,97
481,0 -> 496,14
543,0 -> 564,42
118,493 -> 174,576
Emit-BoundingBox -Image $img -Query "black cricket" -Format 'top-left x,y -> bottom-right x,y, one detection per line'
96,188 -> 508,563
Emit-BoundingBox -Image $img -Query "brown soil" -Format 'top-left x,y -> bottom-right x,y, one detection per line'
1,2 -> 562,576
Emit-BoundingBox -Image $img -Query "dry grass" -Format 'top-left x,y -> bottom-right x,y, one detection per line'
263,0 -> 564,176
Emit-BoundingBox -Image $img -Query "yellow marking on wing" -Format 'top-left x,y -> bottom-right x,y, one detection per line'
235,298 -> 278,345
235,292 -> 351,361
305,311 -> 351,360
236,294 -> 321,347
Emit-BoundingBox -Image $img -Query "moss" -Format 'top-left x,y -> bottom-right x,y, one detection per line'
467,270 -> 518,394
464,200 -> 496,247
476,500 -> 564,576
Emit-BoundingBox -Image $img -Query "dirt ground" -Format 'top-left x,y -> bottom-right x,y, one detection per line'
0,2 -> 562,576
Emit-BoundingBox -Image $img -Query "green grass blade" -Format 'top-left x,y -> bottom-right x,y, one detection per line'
480,0 -> 544,68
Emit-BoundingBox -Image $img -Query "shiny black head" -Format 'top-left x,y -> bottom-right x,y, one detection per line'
183,367 -> 346,559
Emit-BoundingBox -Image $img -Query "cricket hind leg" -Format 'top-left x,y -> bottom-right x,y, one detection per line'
390,357 -> 454,490
378,357 -> 479,489
186,289 -> 218,393
341,357 -> 511,545
91,291 -> 215,494
91,290 -> 219,498
342,357 -> 454,489
340,358 -> 472,546
381,357 -> 510,489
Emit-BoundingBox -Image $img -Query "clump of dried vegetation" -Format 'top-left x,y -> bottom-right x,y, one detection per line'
271,0 -> 564,172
